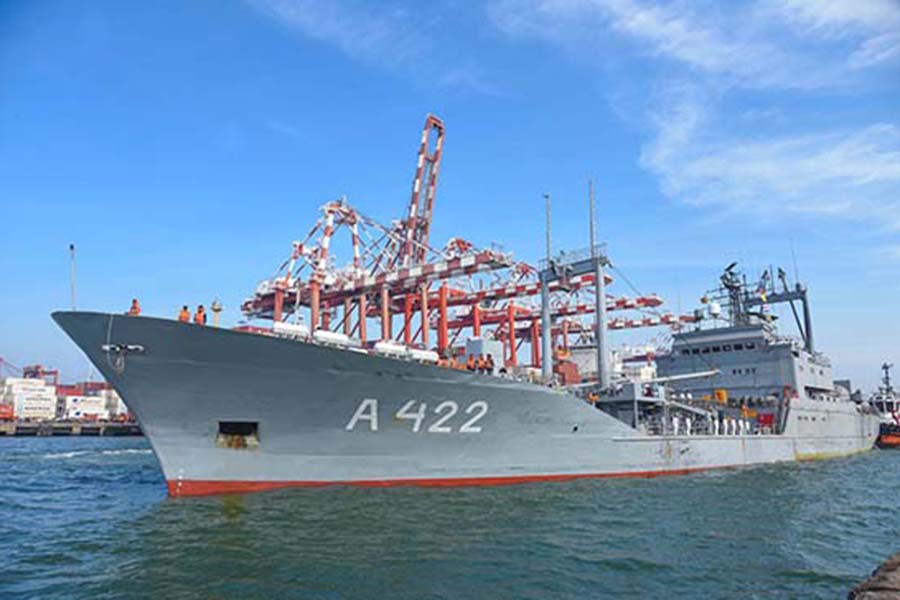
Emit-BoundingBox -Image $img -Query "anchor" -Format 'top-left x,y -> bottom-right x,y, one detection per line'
101,343 -> 145,374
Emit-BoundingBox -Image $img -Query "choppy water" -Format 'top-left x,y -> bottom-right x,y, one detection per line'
1,438 -> 898,599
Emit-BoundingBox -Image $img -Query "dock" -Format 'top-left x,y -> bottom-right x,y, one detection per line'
849,551 -> 900,599
0,421 -> 143,436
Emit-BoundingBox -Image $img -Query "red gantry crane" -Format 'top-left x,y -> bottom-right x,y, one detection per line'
241,115 -> 698,371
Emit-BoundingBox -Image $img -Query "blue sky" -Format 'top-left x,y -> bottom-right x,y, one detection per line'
1,0 -> 898,389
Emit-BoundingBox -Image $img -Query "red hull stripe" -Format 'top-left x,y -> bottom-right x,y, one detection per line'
166,467 -> 720,497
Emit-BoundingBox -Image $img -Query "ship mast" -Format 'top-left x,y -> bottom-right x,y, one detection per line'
589,180 -> 611,391
541,194 -> 553,382
539,182 -> 611,389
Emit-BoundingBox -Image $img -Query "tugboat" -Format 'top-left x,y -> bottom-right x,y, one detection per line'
872,363 -> 900,449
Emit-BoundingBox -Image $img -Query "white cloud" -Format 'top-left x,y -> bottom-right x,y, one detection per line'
248,0 -> 495,93
489,0 -> 900,242
766,0 -> 900,36
248,0 -> 423,68
762,0 -> 900,68
849,30 -> 900,68
641,88 -> 900,227
490,0 -> 800,86
489,0 -> 899,88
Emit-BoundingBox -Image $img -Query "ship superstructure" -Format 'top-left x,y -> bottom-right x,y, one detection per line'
870,363 -> 898,421
53,116 -> 880,496
655,264 -> 850,436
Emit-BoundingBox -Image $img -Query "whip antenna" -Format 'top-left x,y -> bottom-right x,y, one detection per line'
69,243 -> 77,311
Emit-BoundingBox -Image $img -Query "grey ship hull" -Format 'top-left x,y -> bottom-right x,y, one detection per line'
53,312 -> 879,496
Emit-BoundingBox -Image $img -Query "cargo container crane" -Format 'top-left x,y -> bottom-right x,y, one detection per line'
397,114 -> 444,268
0,357 -> 23,379
242,114 -> 699,374
22,364 -> 59,386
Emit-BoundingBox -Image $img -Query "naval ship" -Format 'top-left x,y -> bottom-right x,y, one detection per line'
53,116 -> 878,496
52,258 -> 878,497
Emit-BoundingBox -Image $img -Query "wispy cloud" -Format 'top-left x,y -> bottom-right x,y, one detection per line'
247,0 -> 492,92
489,0 -> 899,88
849,30 -> 900,68
641,85 -> 900,227
761,0 -> 900,68
765,0 -> 900,34
489,0 -> 900,246
248,0 -> 424,67
491,0 -> 809,89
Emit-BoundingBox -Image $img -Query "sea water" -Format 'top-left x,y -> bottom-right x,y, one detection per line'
1,437 -> 897,599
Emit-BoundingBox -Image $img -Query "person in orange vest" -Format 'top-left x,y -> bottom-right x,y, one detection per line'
477,354 -> 486,374
178,306 -> 191,322
194,304 -> 207,325
485,354 -> 495,374
466,354 -> 476,371
127,298 -> 141,316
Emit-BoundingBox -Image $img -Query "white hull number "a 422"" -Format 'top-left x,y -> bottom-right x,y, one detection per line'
346,399 -> 488,433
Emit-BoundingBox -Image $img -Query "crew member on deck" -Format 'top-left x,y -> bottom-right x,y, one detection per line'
194,304 -> 207,325
178,306 -> 191,322
127,299 -> 141,316
477,354 -> 486,374
466,354 -> 476,371
485,354 -> 495,374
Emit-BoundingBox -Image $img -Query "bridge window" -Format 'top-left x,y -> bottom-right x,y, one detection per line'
734,343 -> 744,350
